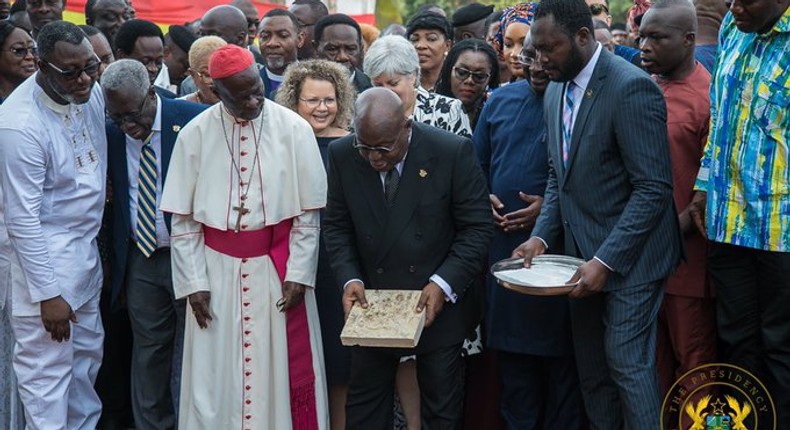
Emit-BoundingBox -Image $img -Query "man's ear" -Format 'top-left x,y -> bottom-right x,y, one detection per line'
685,31 -> 696,46
296,30 -> 305,49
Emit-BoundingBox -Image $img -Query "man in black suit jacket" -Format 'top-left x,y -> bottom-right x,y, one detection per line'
514,0 -> 682,428
324,88 -> 492,430
102,59 -> 206,430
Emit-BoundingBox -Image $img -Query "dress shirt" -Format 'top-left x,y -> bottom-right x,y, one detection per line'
154,64 -> 178,94
126,95 -> 170,248
535,43 -> 613,272
694,9 -> 789,251
345,132 -> 458,302
0,75 -> 106,315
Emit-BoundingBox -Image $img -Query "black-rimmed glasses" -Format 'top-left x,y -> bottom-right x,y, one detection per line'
9,46 -> 37,58
453,66 -> 490,84
106,91 -> 150,126
43,55 -> 101,80
353,127 -> 405,153
589,3 -> 609,15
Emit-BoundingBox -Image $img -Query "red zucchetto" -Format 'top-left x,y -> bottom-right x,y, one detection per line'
208,44 -> 255,79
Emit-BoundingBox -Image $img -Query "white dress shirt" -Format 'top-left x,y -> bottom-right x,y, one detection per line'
125,95 -> 170,248
0,74 -> 107,316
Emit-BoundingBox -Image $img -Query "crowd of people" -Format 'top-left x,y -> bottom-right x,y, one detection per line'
0,0 -> 787,429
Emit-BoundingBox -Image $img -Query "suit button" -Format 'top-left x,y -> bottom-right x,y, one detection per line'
409,266 -> 416,273
563,220 -> 570,226
376,268 -> 384,274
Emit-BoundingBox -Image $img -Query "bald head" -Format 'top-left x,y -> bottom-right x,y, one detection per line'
355,88 -> 405,131
230,0 -> 259,39
648,0 -> 698,32
200,5 -> 248,47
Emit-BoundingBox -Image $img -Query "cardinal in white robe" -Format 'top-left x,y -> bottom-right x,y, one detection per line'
160,44 -> 328,430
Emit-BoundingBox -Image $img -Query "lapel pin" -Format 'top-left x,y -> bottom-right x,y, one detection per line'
172,125 -> 181,132
585,89 -> 593,98
419,169 -> 428,178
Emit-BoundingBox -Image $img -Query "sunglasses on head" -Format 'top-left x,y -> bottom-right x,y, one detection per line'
453,67 -> 490,84
9,46 -> 37,58
589,3 -> 609,15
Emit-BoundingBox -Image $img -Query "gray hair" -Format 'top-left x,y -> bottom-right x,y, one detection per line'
37,21 -> 88,62
363,35 -> 420,81
101,59 -> 150,97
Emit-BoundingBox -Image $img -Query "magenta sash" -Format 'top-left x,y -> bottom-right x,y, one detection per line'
204,220 -> 319,430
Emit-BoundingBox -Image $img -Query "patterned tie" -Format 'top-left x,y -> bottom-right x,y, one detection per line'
136,133 -> 157,257
562,81 -> 578,168
385,168 -> 400,206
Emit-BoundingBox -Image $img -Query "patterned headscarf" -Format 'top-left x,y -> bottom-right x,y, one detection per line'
627,0 -> 652,34
493,3 -> 538,59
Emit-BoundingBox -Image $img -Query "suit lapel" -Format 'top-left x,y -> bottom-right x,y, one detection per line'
563,50 -> 609,184
376,125 -> 435,263
160,99 -> 176,186
353,147 -> 388,227
547,83 -> 566,180
107,124 -> 132,234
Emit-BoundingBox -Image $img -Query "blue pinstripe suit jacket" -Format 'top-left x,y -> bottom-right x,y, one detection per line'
532,49 -> 682,291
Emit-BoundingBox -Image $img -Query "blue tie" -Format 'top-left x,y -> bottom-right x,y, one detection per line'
136,133 -> 157,257
562,81 -> 578,168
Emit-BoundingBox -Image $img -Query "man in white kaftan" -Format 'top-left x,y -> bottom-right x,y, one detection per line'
0,22 -> 106,430
160,44 -> 328,430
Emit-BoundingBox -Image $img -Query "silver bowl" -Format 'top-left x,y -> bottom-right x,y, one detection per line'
491,255 -> 585,296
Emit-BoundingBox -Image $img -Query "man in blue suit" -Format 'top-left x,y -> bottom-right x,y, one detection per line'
514,0 -> 682,428
101,59 -> 206,430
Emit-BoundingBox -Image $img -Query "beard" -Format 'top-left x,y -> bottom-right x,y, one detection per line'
265,55 -> 286,73
558,43 -> 587,83
46,73 -> 94,105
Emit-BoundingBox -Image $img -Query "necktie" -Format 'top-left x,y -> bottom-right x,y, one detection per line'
385,168 -> 400,206
136,133 -> 157,257
562,81 -> 578,168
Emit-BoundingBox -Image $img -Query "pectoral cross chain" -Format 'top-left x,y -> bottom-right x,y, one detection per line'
233,203 -> 250,233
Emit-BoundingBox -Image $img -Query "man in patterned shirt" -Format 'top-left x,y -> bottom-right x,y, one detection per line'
689,0 -> 789,420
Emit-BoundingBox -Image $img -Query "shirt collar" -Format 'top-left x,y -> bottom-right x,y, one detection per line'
152,94 -> 162,132
767,6 -> 790,35
570,42 -> 603,91
37,74 -> 72,115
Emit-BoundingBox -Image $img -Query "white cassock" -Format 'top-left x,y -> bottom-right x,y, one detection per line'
161,100 -> 329,430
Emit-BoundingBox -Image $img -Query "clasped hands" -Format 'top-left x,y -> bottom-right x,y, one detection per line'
187,281 -> 308,329
512,237 -> 610,299
342,281 -> 445,327
490,192 -> 543,232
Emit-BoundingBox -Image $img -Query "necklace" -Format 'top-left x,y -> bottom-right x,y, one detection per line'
219,108 -> 264,232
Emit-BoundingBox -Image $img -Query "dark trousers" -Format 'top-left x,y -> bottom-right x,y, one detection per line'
346,343 -> 464,430
708,242 -> 790,422
498,351 -> 585,430
126,245 -> 184,430
569,281 -> 664,430
656,294 -> 717,396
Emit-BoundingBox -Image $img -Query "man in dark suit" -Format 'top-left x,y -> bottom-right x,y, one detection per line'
314,14 -> 373,93
101,59 -> 207,430
513,0 -> 682,428
324,88 -> 492,430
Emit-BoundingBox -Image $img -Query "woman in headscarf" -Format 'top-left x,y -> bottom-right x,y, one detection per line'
492,3 -> 537,83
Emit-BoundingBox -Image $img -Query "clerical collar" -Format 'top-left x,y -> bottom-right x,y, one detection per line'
265,67 -> 285,83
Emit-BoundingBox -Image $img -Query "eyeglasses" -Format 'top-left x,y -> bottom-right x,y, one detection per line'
452,67 -> 490,84
106,92 -> 150,126
299,97 -> 337,109
353,126 -> 405,153
518,52 -> 536,67
43,55 -> 101,80
9,46 -> 38,58
589,3 -> 609,15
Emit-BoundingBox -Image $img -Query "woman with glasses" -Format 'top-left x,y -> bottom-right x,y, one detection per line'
0,21 -> 36,103
179,35 -> 226,105
492,3 -> 537,83
0,20 -> 35,430
276,59 -> 355,430
435,39 -> 500,130
365,35 -> 472,139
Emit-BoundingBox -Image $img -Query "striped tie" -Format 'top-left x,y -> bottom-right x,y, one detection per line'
562,81 -> 578,168
136,133 -> 157,257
